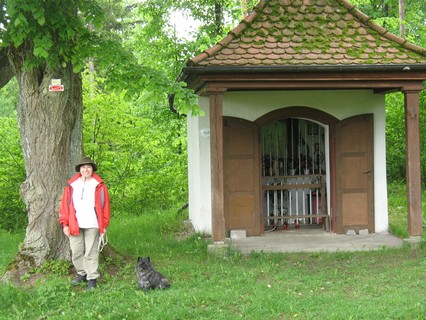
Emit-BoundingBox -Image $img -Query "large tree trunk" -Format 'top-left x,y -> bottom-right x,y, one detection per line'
2,45 -> 83,283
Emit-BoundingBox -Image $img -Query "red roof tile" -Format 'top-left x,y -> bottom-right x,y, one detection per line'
188,0 -> 426,67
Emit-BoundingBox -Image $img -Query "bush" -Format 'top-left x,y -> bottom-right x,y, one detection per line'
0,117 -> 27,231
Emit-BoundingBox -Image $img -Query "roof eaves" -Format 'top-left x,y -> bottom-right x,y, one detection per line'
183,64 -> 426,75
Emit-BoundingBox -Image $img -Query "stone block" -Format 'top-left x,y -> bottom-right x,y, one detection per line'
230,230 -> 247,239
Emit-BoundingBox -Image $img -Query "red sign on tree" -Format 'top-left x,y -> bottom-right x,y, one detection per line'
49,85 -> 64,92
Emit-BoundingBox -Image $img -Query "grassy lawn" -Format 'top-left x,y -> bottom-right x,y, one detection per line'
0,185 -> 425,320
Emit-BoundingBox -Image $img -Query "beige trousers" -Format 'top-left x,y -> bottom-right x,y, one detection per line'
69,228 -> 100,280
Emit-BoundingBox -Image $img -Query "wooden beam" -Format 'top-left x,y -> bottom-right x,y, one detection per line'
198,71 -> 426,83
189,72 -> 426,94
208,90 -> 226,243
404,89 -> 423,237
203,79 -> 424,91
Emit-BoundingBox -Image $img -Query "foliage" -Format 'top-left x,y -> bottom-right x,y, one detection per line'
0,115 -> 26,231
173,0 -> 244,39
385,92 -> 406,183
0,0 -> 201,115
111,0 -> 252,115
34,260 -> 72,276
0,80 -> 26,232
82,73 -> 188,214
0,78 -> 18,117
350,0 -> 426,45
385,90 -> 426,186
82,0 -> 203,116
0,0 -> 104,71
0,208 -> 425,319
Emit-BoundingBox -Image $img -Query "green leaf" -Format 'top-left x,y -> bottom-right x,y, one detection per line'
32,8 -> 46,26
14,13 -> 27,27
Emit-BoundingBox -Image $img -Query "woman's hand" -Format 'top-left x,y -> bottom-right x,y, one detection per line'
63,226 -> 70,237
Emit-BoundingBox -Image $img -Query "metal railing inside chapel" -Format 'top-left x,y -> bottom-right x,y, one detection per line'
261,118 -> 329,230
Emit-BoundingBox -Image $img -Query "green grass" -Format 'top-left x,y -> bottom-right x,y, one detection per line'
0,195 -> 425,319
388,183 -> 426,239
0,230 -> 24,275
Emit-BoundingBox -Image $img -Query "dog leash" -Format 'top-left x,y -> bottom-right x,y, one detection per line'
98,233 -> 108,252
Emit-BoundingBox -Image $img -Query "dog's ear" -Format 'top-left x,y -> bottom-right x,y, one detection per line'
147,256 -> 150,262
137,256 -> 141,262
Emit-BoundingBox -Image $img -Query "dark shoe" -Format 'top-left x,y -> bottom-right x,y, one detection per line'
87,279 -> 97,290
71,274 -> 87,286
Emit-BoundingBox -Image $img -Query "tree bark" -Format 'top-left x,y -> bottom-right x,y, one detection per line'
0,48 -> 14,89
2,44 -> 83,283
399,0 -> 405,38
214,3 -> 223,36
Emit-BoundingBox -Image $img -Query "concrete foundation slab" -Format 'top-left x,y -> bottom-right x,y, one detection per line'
230,227 -> 403,254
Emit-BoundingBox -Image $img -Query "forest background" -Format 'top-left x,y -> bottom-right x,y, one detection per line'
0,0 -> 425,234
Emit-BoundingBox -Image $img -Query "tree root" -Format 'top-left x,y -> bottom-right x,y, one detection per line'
2,244 -> 130,287
1,252 -> 37,286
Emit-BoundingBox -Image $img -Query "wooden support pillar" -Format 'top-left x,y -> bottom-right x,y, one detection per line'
209,89 -> 226,243
404,90 -> 423,237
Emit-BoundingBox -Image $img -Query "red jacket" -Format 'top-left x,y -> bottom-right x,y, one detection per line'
59,173 -> 110,236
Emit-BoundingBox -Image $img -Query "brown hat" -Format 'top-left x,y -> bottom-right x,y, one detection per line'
75,156 -> 98,172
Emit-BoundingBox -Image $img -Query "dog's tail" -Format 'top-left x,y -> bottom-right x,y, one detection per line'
159,278 -> 171,289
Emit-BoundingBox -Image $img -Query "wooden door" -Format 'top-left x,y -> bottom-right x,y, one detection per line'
224,117 -> 262,236
335,114 -> 374,233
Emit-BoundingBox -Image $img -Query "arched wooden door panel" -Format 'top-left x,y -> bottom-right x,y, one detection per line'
224,117 -> 262,236
335,114 -> 374,233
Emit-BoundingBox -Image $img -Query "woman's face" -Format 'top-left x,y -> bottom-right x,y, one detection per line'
80,164 -> 94,179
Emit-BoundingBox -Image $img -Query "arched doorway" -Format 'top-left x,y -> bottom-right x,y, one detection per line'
260,118 -> 330,231
223,108 -> 374,237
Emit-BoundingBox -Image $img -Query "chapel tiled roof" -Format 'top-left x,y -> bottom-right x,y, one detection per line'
188,0 -> 426,67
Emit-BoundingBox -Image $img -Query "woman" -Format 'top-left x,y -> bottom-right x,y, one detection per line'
59,156 -> 110,290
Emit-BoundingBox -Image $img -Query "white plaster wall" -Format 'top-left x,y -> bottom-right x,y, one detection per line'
187,103 -> 212,234
187,90 -> 388,234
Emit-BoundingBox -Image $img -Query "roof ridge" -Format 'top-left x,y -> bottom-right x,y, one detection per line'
338,0 -> 425,55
